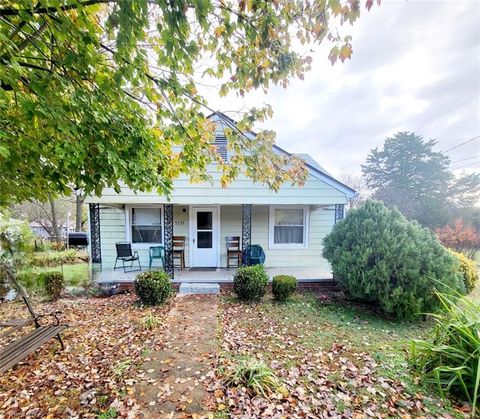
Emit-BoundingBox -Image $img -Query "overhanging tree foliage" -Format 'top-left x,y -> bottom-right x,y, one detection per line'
362,132 -> 480,227
0,0 -> 377,205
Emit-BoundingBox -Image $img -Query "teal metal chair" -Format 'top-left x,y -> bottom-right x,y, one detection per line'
149,246 -> 165,270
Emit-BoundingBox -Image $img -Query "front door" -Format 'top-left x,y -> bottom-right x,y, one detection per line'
191,207 -> 219,267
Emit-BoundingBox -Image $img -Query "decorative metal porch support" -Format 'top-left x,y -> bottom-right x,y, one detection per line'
89,203 -> 102,263
163,204 -> 174,279
242,204 -> 252,250
334,204 -> 345,224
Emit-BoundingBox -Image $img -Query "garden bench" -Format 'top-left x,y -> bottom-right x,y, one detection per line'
0,317 -> 34,338
0,293 -> 68,374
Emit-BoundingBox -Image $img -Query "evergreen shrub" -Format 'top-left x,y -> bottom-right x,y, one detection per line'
449,249 -> 478,293
323,200 -> 464,320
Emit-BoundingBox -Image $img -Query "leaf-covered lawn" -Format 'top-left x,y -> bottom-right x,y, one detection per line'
212,293 -> 464,418
1,292 -> 473,418
0,294 -> 171,417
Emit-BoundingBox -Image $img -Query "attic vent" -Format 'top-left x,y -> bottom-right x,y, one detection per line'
214,135 -> 228,161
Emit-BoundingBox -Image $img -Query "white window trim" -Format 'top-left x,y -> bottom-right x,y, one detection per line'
125,204 -> 164,249
188,205 -> 221,268
268,205 -> 310,249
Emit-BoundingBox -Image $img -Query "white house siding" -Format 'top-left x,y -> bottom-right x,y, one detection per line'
99,206 -> 126,269
85,170 -> 349,206
97,205 -> 189,270
251,205 -> 333,271
173,205 -> 190,268
220,205 -> 242,267
96,204 -> 333,274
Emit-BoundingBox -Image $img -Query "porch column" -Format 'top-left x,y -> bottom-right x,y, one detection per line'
89,203 -> 102,263
163,204 -> 174,279
334,204 -> 345,223
242,204 -> 252,250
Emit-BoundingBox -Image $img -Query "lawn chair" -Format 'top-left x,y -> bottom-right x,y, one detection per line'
0,281 -> 68,374
242,244 -> 266,266
149,245 -> 165,270
114,242 -> 141,273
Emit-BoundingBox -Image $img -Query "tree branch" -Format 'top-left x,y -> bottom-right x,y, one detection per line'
0,0 -> 159,17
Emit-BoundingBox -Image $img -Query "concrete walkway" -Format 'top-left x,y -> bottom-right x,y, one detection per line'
178,283 -> 220,295
135,295 -> 218,418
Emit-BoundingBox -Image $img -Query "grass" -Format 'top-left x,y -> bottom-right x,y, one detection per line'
19,262 -> 90,291
139,313 -> 161,330
219,293 -> 462,417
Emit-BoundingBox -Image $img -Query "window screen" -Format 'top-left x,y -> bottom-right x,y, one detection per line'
273,208 -> 304,244
131,207 -> 162,243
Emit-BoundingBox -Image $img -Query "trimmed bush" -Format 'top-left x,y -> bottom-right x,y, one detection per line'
272,275 -> 297,301
233,265 -> 268,302
322,200 -> 464,320
449,249 -> 478,293
39,271 -> 64,300
134,271 -> 172,306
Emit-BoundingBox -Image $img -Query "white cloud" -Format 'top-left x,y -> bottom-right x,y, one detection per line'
202,0 -> 480,177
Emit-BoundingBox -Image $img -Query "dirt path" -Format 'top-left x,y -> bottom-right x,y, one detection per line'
135,294 -> 218,418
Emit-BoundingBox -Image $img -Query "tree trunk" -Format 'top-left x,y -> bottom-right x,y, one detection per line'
49,196 -> 61,241
75,194 -> 84,231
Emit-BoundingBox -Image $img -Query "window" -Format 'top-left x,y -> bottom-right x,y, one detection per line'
269,206 -> 308,248
131,207 -> 162,244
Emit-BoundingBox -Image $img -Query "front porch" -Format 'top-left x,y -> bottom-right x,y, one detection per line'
88,203 -> 342,280
91,264 -> 334,284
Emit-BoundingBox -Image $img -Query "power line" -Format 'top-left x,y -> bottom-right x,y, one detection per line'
442,135 -> 480,153
451,160 -> 480,171
449,156 -> 480,165
420,93 -> 479,131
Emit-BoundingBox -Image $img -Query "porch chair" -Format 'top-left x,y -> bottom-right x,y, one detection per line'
226,236 -> 242,268
114,242 -> 142,273
149,245 -> 165,270
173,236 -> 186,270
242,244 -> 266,266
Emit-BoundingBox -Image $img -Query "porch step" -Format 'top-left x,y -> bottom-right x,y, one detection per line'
178,282 -> 220,295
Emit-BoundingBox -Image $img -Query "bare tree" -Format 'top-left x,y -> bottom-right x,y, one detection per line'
11,196 -> 76,240
339,171 -> 369,210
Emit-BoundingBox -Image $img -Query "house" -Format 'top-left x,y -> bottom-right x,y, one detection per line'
85,113 -> 356,283
29,220 -> 75,239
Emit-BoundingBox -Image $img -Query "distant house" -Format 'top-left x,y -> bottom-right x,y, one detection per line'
29,221 -> 74,239
29,221 -> 50,238
85,113 -> 356,282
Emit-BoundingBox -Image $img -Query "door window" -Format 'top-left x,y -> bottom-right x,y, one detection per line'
196,211 -> 213,249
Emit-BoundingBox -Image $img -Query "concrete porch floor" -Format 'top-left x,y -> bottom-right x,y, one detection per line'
91,264 -> 333,284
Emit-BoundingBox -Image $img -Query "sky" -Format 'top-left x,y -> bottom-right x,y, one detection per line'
202,0 -> 480,179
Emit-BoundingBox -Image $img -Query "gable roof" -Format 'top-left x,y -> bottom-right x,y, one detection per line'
293,153 -> 330,175
207,111 -> 357,199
